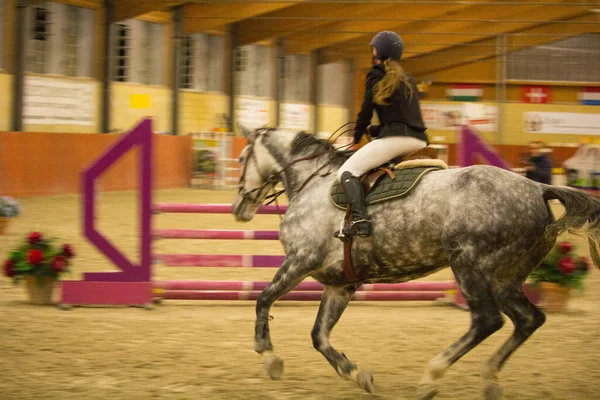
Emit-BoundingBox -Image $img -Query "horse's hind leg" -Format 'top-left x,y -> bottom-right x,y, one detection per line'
417,261 -> 504,400
482,286 -> 546,400
312,285 -> 374,394
254,255 -> 310,379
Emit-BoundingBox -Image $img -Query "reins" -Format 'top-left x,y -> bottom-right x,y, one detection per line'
238,123 -> 357,219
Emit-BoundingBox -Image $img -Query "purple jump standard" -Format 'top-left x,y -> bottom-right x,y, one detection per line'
61,119 -> 154,307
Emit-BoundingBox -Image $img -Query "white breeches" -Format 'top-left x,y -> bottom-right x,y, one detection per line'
337,136 -> 427,181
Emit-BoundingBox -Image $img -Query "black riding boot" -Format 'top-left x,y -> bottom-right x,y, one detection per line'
338,171 -> 372,238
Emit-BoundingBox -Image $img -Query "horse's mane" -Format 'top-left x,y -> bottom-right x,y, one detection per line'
289,131 -> 351,161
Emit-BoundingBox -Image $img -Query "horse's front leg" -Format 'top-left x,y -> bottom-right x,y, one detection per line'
254,254 -> 311,380
312,285 -> 375,394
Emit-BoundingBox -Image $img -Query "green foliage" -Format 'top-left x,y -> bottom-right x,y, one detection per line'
529,242 -> 590,290
3,232 -> 75,285
195,150 -> 216,175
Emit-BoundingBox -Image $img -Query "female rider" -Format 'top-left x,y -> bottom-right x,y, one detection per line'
336,31 -> 429,239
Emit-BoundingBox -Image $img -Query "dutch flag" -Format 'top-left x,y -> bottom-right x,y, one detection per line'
578,88 -> 600,106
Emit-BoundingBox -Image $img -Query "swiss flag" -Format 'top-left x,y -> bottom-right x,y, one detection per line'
523,86 -> 550,104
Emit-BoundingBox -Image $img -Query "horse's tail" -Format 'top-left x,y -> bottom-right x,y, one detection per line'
543,185 -> 600,270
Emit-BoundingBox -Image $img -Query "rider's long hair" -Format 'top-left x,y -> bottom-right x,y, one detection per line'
373,59 -> 413,105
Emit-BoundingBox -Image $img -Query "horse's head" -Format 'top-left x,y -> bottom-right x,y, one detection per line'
232,125 -> 283,222
232,125 -> 347,221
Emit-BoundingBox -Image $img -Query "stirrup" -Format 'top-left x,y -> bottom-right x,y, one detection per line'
334,229 -> 352,243
342,219 -> 372,238
348,219 -> 370,227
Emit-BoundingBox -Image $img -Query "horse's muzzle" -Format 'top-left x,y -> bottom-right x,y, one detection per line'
232,196 -> 257,222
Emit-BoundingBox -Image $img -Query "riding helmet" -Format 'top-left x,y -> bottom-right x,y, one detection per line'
370,31 -> 404,61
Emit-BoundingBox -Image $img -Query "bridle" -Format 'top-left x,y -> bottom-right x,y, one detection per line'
237,125 -> 356,218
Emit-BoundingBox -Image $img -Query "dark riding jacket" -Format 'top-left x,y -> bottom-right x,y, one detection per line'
525,154 -> 553,185
354,64 -> 428,145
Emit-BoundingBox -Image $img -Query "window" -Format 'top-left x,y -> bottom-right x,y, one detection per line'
23,3 -> 94,77
114,23 -> 131,82
253,45 -> 271,98
318,61 -> 349,107
111,19 -> 164,84
508,34 -> 600,83
283,54 -> 310,102
181,35 -> 194,89
235,46 -> 248,72
27,5 -> 51,74
56,4 -> 94,77
236,44 -> 271,98
139,22 -> 152,84
139,21 -> 164,85
63,6 -> 79,77
180,33 -> 224,92
207,35 -> 223,92
235,45 -> 249,96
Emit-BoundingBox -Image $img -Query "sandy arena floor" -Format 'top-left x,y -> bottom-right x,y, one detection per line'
0,189 -> 598,400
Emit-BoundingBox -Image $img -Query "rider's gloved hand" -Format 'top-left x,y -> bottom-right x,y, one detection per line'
367,125 -> 381,138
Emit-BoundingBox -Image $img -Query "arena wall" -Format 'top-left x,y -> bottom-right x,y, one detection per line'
0,130 -> 192,198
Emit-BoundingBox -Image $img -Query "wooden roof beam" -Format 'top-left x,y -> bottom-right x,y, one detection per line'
285,0 -> 497,54
331,1 -> 588,61
53,0 -> 102,9
236,2 -> 395,46
183,2 -> 305,34
400,14 -> 599,77
137,11 -> 171,25
114,0 -> 182,22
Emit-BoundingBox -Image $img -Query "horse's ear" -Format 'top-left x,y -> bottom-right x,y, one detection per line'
237,123 -> 257,143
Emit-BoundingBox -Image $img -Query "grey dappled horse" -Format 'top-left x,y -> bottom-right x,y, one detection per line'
231,127 -> 600,399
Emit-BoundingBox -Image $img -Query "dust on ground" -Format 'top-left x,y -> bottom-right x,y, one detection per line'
0,189 -> 598,400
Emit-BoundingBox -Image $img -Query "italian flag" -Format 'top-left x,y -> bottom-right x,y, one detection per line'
447,84 -> 483,102
578,87 -> 600,106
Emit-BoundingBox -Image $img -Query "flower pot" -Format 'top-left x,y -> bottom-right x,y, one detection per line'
539,282 -> 572,312
24,275 -> 57,305
0,217 -> 9,235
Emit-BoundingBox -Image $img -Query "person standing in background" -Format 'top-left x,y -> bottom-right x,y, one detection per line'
524,141 -> 553,184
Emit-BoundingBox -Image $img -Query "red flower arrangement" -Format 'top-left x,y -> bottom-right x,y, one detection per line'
2,232 -> 74,284
530,241 -> 590,290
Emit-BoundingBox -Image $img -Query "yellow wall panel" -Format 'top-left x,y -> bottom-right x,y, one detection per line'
111,83 -> 171,133
0,74 -> 13,132
268,100 -> 277,127
180,91 -> 229,134
317,105 -> 349,134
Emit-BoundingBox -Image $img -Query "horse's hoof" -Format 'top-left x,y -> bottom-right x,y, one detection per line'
254,339 -> 272,354
264,353 -> 284,380
484,383 -> 503,400
416,383 -> 438,400
356,370 -> 375,394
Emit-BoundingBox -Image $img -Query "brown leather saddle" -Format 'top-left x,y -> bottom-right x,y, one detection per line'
339,146 -> 439,284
